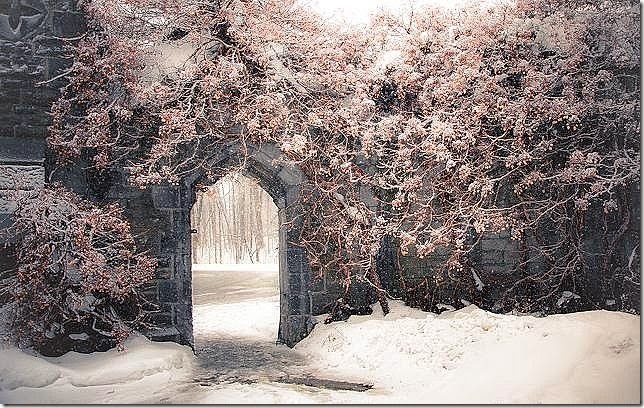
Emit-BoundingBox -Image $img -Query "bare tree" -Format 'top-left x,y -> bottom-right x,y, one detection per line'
191,173 -> 279,265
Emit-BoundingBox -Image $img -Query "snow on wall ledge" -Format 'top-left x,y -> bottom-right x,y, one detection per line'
0,302 -> 639,404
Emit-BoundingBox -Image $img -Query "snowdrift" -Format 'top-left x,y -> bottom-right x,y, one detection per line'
296,302 -> 641,404
0,335 -> 193,392
0,301 -> 639,404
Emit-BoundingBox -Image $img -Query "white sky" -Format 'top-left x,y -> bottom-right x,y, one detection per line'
301,0 -> 481,25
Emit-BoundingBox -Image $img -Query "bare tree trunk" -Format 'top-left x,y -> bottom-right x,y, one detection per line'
190,174 -> 279,265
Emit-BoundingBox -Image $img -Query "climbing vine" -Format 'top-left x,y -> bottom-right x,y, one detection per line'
47,0 -> 639,315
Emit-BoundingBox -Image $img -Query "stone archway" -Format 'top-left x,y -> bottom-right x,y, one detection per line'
169,142 -> 316,348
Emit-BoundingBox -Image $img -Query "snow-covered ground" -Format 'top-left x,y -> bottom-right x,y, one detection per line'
0,266 -> 640,404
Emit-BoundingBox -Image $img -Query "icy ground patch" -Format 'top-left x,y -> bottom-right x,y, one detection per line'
0,266 -> 640,404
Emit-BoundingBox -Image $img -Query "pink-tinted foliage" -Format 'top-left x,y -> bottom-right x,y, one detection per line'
0,186 -> 156,353
48,0 -> 639,314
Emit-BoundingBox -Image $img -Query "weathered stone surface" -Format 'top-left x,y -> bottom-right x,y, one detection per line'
173,303 -> 193,347
0,165 -> 45,189
0,0 -> 48,41
288,272 -> 304,293
288,294 -> 310,315
52,11 -> 86,38
146,327 -> 181,343
309,274 -> 325,292
252,150 -> 281,174
282,315 -> 315,346
151,185 -> 181,209
158,279 -> 178,302
139,282 -> 159,301
277,165 -> 305,185
155,265 -> 174,279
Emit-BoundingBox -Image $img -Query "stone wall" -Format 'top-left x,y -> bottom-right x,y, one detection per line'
393,187 -> 641,314
0,0 -> 339,350
0,0 -> 85,264
0,0 -> 639,355
66,142 -> 329,348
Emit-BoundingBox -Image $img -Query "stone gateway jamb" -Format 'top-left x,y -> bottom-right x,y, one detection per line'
149,143 -> 319,348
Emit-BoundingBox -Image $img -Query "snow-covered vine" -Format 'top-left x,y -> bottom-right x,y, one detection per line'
47,0 -> 640,314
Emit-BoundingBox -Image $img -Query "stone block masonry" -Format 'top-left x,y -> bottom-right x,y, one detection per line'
1,0 -> 638,357
0,0 -> 86,223
0,2 -> 378,349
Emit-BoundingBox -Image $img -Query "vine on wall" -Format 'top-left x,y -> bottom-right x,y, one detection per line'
36,0 -> 642,320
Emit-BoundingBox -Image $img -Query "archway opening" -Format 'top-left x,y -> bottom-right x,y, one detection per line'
190,172 -> 280,350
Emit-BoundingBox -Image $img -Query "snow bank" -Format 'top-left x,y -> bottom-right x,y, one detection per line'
296,301 -> 640,404
0,348 -> 62,391
0,335 -> 194,392
0,296 -> 639,404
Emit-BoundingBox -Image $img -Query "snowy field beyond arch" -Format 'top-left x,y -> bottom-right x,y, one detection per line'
191,264 -> 279,273
0,270 -> 639,404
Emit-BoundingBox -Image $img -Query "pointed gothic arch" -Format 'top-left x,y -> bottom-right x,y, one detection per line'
162,142 -> 316,347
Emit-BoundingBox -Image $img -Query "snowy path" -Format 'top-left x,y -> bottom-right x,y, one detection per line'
0,267 -> 358,404
0,266 -> 640,404
190,268 -> 309,389
147,267 -> 352,403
